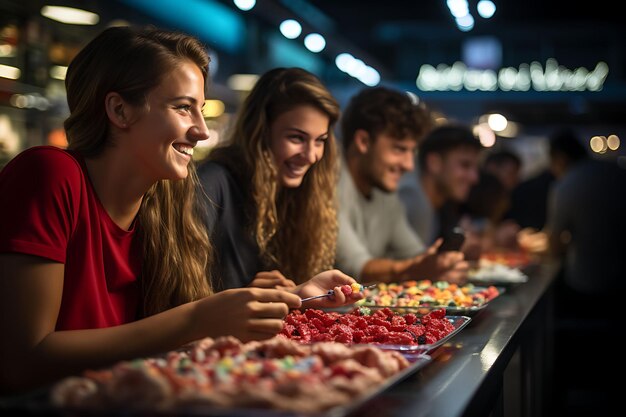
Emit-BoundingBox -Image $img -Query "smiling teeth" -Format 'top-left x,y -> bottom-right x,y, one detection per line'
286,162 -> 306,173
174,144 -> 194,156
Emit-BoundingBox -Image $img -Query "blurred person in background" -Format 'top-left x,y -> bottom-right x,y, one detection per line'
335,87 -> 468,284
517,128 -> 590,254
458,170 -> 517,260
469,148 -> 525,254
483,148 -> 522,192
398,123 -> 483,259
541,128 -> 626,299
534,130 -> 626,415
507,168 -> 555,231
197,67 -> 363,305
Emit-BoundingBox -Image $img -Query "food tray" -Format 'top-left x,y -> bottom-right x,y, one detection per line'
0,347 -> 433,417
357,315 -> 471,354
468,262 -> 529,286
315,352 -> 432,417
479,250 -> 533,268
0,359 -> 432,417
364,303 -> 489,317
355,281 -> 504,317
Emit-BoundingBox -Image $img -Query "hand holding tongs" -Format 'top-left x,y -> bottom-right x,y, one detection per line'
300,284 -> 377,303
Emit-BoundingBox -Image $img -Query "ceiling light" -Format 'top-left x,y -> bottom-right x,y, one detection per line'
477,0 -> 496,19
41,6 -> 99,25
233,0 -> 256,11
487,113 -> 507,131
607,134 -> 620,150
456,14 -> 475,31
279,19 -> 302,39
202,100 -> 225,118
50,65 -> 68,80
227,73 -> 259,91
304,33 -> 325,53
0,44 -> 16,57
475,123 -> 496,147
335,53 -> 354,72
447,0 -> 469,17
0,64 -> 20,80
589,136 -> 606,153
359,66 -> 380,86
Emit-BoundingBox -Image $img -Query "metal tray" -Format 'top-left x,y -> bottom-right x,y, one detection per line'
356,285 -> 505,317
363,303 -> 488,317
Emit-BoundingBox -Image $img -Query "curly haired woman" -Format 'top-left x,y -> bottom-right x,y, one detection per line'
197,67 -> 344,292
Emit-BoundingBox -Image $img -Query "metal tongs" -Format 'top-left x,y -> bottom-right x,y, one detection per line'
300,283 -> 378,303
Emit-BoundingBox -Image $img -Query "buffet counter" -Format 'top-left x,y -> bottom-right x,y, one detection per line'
349,260 -> 560,417
0,261 -> 560,417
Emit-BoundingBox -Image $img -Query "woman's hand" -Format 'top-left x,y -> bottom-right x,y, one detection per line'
248,270 -> 297,290
193,288 -> 302,342
291,269 -> 363,308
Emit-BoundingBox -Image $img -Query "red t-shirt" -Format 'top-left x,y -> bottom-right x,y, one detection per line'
0,146 -> 142,330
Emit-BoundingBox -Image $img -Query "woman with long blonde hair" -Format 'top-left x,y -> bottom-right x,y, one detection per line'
198,67 -> 343,289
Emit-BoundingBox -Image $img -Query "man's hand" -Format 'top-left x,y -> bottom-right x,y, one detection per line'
406,239 -> 469,284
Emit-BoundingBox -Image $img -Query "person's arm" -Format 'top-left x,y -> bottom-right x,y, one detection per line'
361,239 -> 468,284
544,182 -> 570,257
0,253 -> 301,394
336,199 -> 466,284
360,257 -> 419,283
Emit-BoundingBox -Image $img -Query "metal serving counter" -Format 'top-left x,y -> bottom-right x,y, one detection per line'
348,261 -> 560,417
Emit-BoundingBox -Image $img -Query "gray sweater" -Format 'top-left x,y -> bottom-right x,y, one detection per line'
335,162 -> 426,279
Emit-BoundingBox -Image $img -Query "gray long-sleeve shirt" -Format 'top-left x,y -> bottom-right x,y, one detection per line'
398,170 -> 438,245
335,162 -> 426,279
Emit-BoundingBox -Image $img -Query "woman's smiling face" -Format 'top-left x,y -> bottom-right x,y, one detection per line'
123,60 -> 209,182
269,104 -> 330,188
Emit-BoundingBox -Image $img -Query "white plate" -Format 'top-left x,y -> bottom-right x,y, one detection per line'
469,262 -> 528,285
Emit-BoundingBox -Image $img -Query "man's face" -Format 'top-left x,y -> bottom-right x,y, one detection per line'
360,132 -> 417,193
430,146 -> 480,202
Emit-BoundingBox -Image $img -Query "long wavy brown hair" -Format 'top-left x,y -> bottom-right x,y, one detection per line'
64,26 -> 213,316
209,67 -> 340,283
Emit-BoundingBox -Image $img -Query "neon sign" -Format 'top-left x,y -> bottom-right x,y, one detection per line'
416,58 -> 608,92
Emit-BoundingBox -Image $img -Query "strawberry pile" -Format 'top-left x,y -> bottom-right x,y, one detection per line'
281,307 -> 455,346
